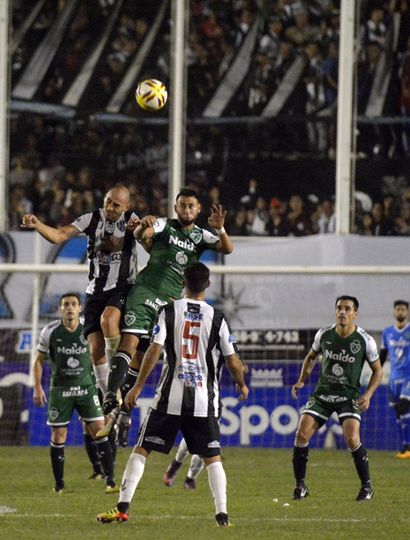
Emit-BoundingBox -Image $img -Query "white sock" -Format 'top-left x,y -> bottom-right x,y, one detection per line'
187,455 -> 204,479
93,362 -> 109,395
119,453 -> 146,504
207,461 -> 227,514
175,438 -> 189,462
104,335 -> 121,363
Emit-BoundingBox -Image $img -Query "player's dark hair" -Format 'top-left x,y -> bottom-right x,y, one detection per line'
184,263 -> 210,293
176,188 -> 199,202
60,292 -> 82,305
394,299 -> 409,308
335,295 -> 359,310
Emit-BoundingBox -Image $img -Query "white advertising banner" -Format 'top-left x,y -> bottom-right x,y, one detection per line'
0,232 -> 409,330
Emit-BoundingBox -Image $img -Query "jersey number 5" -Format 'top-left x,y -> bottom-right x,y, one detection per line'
182,321 -> 200,360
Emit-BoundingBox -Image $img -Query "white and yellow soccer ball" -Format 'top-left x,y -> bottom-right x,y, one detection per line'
135,79 -> 168,111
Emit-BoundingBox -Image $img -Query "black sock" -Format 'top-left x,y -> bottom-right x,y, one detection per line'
293,445 -> 309,487
117,502 -> 129,514
95,437 -> 115,486
84,434 -> 104,475
50,442 -> 65,488
120,368 -> 139,413
108,351 -> 132,394
351,445 -> 371,486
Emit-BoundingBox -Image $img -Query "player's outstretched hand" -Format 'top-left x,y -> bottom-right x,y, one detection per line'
291,381 -> 304,399
236,382 -> 249,401
126,217 -> 141,231
21,214 -> 38,229
208,204 -> 227,230
140,215 -> 157,228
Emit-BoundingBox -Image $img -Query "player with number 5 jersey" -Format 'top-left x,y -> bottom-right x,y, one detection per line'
97,263 -> 248,527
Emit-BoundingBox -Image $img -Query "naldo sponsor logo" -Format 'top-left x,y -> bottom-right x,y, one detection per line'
325,349 -> 355,363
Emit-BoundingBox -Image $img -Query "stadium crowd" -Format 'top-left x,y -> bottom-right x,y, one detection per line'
8,113 -> 410,236
8,0 -> 410,235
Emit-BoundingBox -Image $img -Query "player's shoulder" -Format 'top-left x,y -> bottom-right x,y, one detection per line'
153,217 -> 170,234
42,319 -> 62,334
356,326 -> 378,351
356,325 -> 375,341
197,226 -> 218,244
72,210 -> 98,230
382,324 -> 395,334
39,320 -> 62,345
316,324 -> 335,339
356,326 -> 379,361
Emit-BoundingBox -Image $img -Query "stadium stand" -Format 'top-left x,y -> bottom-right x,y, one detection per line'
6,0 -> 410,236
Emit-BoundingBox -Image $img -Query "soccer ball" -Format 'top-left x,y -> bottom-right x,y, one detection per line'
135,79 -> 168,111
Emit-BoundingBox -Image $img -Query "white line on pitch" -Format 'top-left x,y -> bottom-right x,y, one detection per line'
3,513 -> 402,524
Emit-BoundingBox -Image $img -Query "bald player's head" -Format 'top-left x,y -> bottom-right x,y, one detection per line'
103,185 -> 130,221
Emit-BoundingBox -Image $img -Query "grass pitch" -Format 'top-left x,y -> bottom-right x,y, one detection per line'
1,447 -> 409,539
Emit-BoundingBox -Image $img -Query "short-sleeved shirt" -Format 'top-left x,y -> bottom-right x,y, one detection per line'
37,320 -> 94,387
150,298 -> 237,417
72,209 -> 139,295
135,218 -> 219,299
311,324 -> 379,401
381,323 -> 410,382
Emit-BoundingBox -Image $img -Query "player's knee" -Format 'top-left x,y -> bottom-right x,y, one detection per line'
396,398 -> 410,417
294,427 -> 311,445
87,336 -> 105,365
52,430 -> 67,445
100,311 -> 119,336
344,433 -> 360,449
90,347 -> 105,366
120,333 -> 139,355
203,455 -> 222,467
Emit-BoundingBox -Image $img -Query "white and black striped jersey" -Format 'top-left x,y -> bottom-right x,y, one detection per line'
72,209 -> 138,295
151,298 -> 237,417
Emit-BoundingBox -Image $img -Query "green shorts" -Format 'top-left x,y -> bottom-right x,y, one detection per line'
121,284 -> 171,337
47,384 -> 103,426
302,393 -> 361,427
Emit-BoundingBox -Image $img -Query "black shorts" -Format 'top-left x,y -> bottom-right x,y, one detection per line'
83,286 -> 131,338
137,408 -> 221,457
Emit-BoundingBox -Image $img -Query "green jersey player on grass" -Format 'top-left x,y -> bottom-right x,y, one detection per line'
291,295 -> 383,502
33,293 -> 119,494
99,188 -> 234,445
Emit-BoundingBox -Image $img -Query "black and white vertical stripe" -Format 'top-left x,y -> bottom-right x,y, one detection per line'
152,298 -> 236,418
72,209 -> 138,294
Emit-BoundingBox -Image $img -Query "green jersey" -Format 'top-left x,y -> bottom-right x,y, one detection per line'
136,218 -> 219,299
312,324 -> 379,401
37,320 -> 94,387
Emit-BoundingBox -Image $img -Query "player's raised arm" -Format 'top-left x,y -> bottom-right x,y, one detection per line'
208,204 -> 234,254
21,214 -> 79,244
33,351 -> 47,407
291,349 -> 318,399
134,214 -> 157,250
